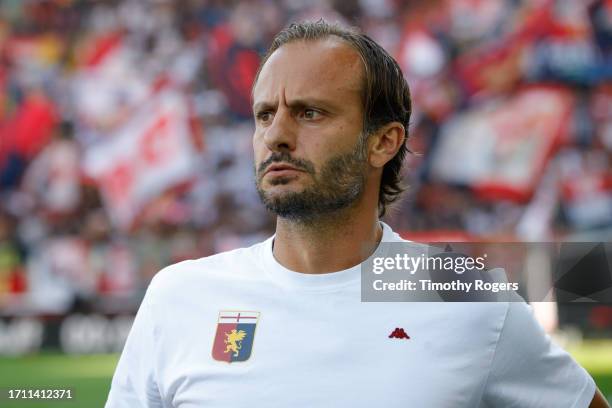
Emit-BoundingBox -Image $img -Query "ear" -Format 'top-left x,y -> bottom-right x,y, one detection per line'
368,122 -> 406,168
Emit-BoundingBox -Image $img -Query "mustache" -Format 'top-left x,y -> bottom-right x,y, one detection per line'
257,152 -> 315,176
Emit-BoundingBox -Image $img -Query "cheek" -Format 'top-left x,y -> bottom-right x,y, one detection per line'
308,123 -> 358,155
252,133 -> 266,162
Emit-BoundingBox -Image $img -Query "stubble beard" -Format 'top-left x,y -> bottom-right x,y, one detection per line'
255,136 -> 368,223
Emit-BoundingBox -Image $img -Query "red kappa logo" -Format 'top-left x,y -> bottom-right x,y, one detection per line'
388,327 -> 410,339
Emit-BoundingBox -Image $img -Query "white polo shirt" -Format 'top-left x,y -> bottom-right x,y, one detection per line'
106,223 -> 596,407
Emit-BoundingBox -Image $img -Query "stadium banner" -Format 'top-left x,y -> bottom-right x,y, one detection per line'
361,242 -> 612,303
0,314 -> 133,356
430,86 -> 574,202
82,91 -> 199,230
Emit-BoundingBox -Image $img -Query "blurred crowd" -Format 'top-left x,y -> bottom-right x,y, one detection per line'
0,0 -> 610,315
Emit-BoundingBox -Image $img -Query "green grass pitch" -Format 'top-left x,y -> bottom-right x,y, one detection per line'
0,341 -> 609,407
0,353 -> 118,408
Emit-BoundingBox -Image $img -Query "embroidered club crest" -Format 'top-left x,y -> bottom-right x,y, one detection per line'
212,311 -> 260,363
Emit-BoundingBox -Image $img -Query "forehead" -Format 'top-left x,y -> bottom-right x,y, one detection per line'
253,38 -> 364,107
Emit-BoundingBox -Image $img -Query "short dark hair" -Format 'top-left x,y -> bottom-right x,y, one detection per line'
253,19 -> 412,217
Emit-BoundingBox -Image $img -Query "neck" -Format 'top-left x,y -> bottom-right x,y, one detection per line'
272,206 -> 383,274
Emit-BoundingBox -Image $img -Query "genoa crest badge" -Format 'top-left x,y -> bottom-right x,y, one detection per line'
212,311 -> 260,363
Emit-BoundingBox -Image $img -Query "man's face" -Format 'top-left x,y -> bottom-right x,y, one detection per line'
252,38 -> 368,221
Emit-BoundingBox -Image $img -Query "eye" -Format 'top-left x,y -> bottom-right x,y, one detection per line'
302,108 -> 321,120
256,111 -> 273,123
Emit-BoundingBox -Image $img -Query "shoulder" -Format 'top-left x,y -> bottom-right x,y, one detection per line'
459,296 -> 534,347
146,238 -> 270,299
480,300 -> 597,406
485,297 -> 578,375
494,299 -> 547,347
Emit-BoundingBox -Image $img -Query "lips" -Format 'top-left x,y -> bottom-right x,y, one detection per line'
264,163 -> 304,175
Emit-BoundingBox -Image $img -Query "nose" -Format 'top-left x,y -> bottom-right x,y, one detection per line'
263,108 -> 296,153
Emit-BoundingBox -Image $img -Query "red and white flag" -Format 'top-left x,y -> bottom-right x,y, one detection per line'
83,91 -> 199,230
431,86 -> 574,202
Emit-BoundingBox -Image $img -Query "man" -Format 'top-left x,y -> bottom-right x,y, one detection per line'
106,20 -> 609,407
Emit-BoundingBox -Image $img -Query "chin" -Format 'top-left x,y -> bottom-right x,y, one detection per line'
263,184 -> 305,198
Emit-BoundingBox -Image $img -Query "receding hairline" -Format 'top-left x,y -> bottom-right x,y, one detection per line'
252,35 -> 369,97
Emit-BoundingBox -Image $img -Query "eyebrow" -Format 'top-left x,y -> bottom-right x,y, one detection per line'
252,98 -> 337,114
